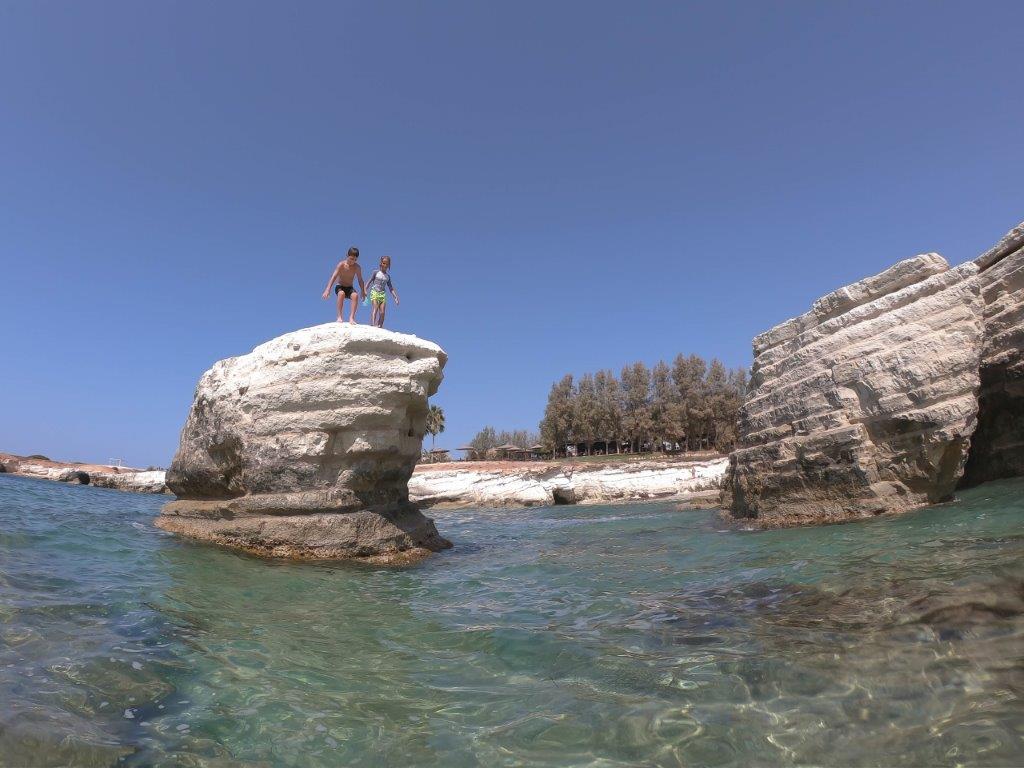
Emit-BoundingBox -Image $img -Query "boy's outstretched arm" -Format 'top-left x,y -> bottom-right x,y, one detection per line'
321,263 -> 341,299
356,265 -> 366,297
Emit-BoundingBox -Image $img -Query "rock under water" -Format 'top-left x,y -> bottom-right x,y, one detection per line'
157,323 -> 452,562
724,219 -> 1024,526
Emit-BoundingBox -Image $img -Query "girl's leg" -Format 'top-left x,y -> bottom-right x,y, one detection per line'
370,300 -> 380,327
377,303 -> 387,328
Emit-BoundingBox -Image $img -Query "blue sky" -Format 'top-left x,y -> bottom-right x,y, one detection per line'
1,1 -> 1021,466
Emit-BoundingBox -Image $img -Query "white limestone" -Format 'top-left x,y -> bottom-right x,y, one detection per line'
409,458 -> 728,508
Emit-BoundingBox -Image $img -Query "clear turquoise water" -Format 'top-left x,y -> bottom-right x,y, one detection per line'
1,474 -> 1022,767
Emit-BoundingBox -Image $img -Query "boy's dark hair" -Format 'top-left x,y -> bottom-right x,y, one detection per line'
347,246 -> 359,258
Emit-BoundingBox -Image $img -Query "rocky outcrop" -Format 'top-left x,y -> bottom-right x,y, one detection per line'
90,470 -> 168,494
156,324 -> 451,562
724,221 -> 1024,526
409,457 -> 728,508
960,227 -> 1024,486
0,453 -> 170,493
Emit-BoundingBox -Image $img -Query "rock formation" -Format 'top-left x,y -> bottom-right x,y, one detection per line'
960,224 -> 1024,486
90,470 -> 169,494
156,323 -> 452,562
409,456 -> 728,509
0,454 -> 169,493
724,220 -> 1024,526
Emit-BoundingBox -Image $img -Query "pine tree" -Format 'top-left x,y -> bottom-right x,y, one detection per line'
705,359 -> 729,450
539,374 -> 575,456
593,369 -> 623,454
572,373 -> 599,455
469,426 -> 499,453
672,354 -> 707,450
620,362 -> 652,453
649,360 -> 676,451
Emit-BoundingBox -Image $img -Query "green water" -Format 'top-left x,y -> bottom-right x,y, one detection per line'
1,474 -> 1022,766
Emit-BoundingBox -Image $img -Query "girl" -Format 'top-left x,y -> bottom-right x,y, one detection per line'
366,255 -> 400,328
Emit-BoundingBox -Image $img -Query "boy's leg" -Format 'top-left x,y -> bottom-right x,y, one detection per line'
335,290 -> 344,322
348,292 -> 360,323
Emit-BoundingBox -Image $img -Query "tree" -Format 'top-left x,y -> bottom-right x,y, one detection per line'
540,375 -> 575,456
571,374 -> 599,455
426,405 -> 445,449
672,354 -> 708,450
469,426 -> 499,453
649,360 -> 679,451
704,359 -> 730,450
593,369 -> 623,454
495,429 -> 538,448
620,362 -> 652,453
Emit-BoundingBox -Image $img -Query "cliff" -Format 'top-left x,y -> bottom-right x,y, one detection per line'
724,220 -> 1024,526
156,324 -> 452,562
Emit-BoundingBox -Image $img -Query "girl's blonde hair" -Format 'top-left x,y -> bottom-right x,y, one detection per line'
379,255 -> 391,269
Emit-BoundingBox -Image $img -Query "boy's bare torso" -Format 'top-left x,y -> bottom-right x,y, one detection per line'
335,259 -> 362,287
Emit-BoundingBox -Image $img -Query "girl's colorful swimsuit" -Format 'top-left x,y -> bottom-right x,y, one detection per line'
367,269 -> 394,304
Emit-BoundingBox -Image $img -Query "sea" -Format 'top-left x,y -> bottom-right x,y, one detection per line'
1,473 -> 1022,767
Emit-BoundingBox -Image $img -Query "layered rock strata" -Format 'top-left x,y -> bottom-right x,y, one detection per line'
157,324 -> 452,562
724,220 -> 1024,525
960,226 -> 1024,486
409,456 -> 728,509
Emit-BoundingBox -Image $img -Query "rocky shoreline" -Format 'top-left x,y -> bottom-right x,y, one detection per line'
409,455 -> 728,509
0,453 -> 169,494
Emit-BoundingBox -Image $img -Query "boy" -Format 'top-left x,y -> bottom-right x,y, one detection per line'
321,246 -> 367,323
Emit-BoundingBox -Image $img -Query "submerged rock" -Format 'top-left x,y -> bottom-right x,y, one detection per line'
724,219 -> 1024,526
157,323 -> 452,562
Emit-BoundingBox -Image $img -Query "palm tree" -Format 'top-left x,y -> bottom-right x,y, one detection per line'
426,404 -> 445,449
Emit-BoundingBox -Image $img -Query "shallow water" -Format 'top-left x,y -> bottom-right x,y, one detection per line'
1,474 -> 1022,767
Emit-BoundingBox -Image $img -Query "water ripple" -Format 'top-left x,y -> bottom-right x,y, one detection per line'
1,473 -> 1022,766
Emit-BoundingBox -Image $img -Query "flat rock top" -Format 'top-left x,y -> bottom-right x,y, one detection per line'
241,323 -> 446,362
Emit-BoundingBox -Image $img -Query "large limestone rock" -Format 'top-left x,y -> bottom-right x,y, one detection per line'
157,323 -> 452,562
961,229 -> 1024,486
724,220 -> 1024,525
723,255 -> 986,525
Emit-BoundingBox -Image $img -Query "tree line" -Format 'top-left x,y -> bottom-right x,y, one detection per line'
468,426 -> 540,453
538,355 -> 748,456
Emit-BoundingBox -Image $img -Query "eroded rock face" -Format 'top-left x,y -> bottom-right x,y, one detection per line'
725,220 -> 1024,525
157,323 -> 452,562
724,256 -> 986,525
961,230 -> 1024,486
